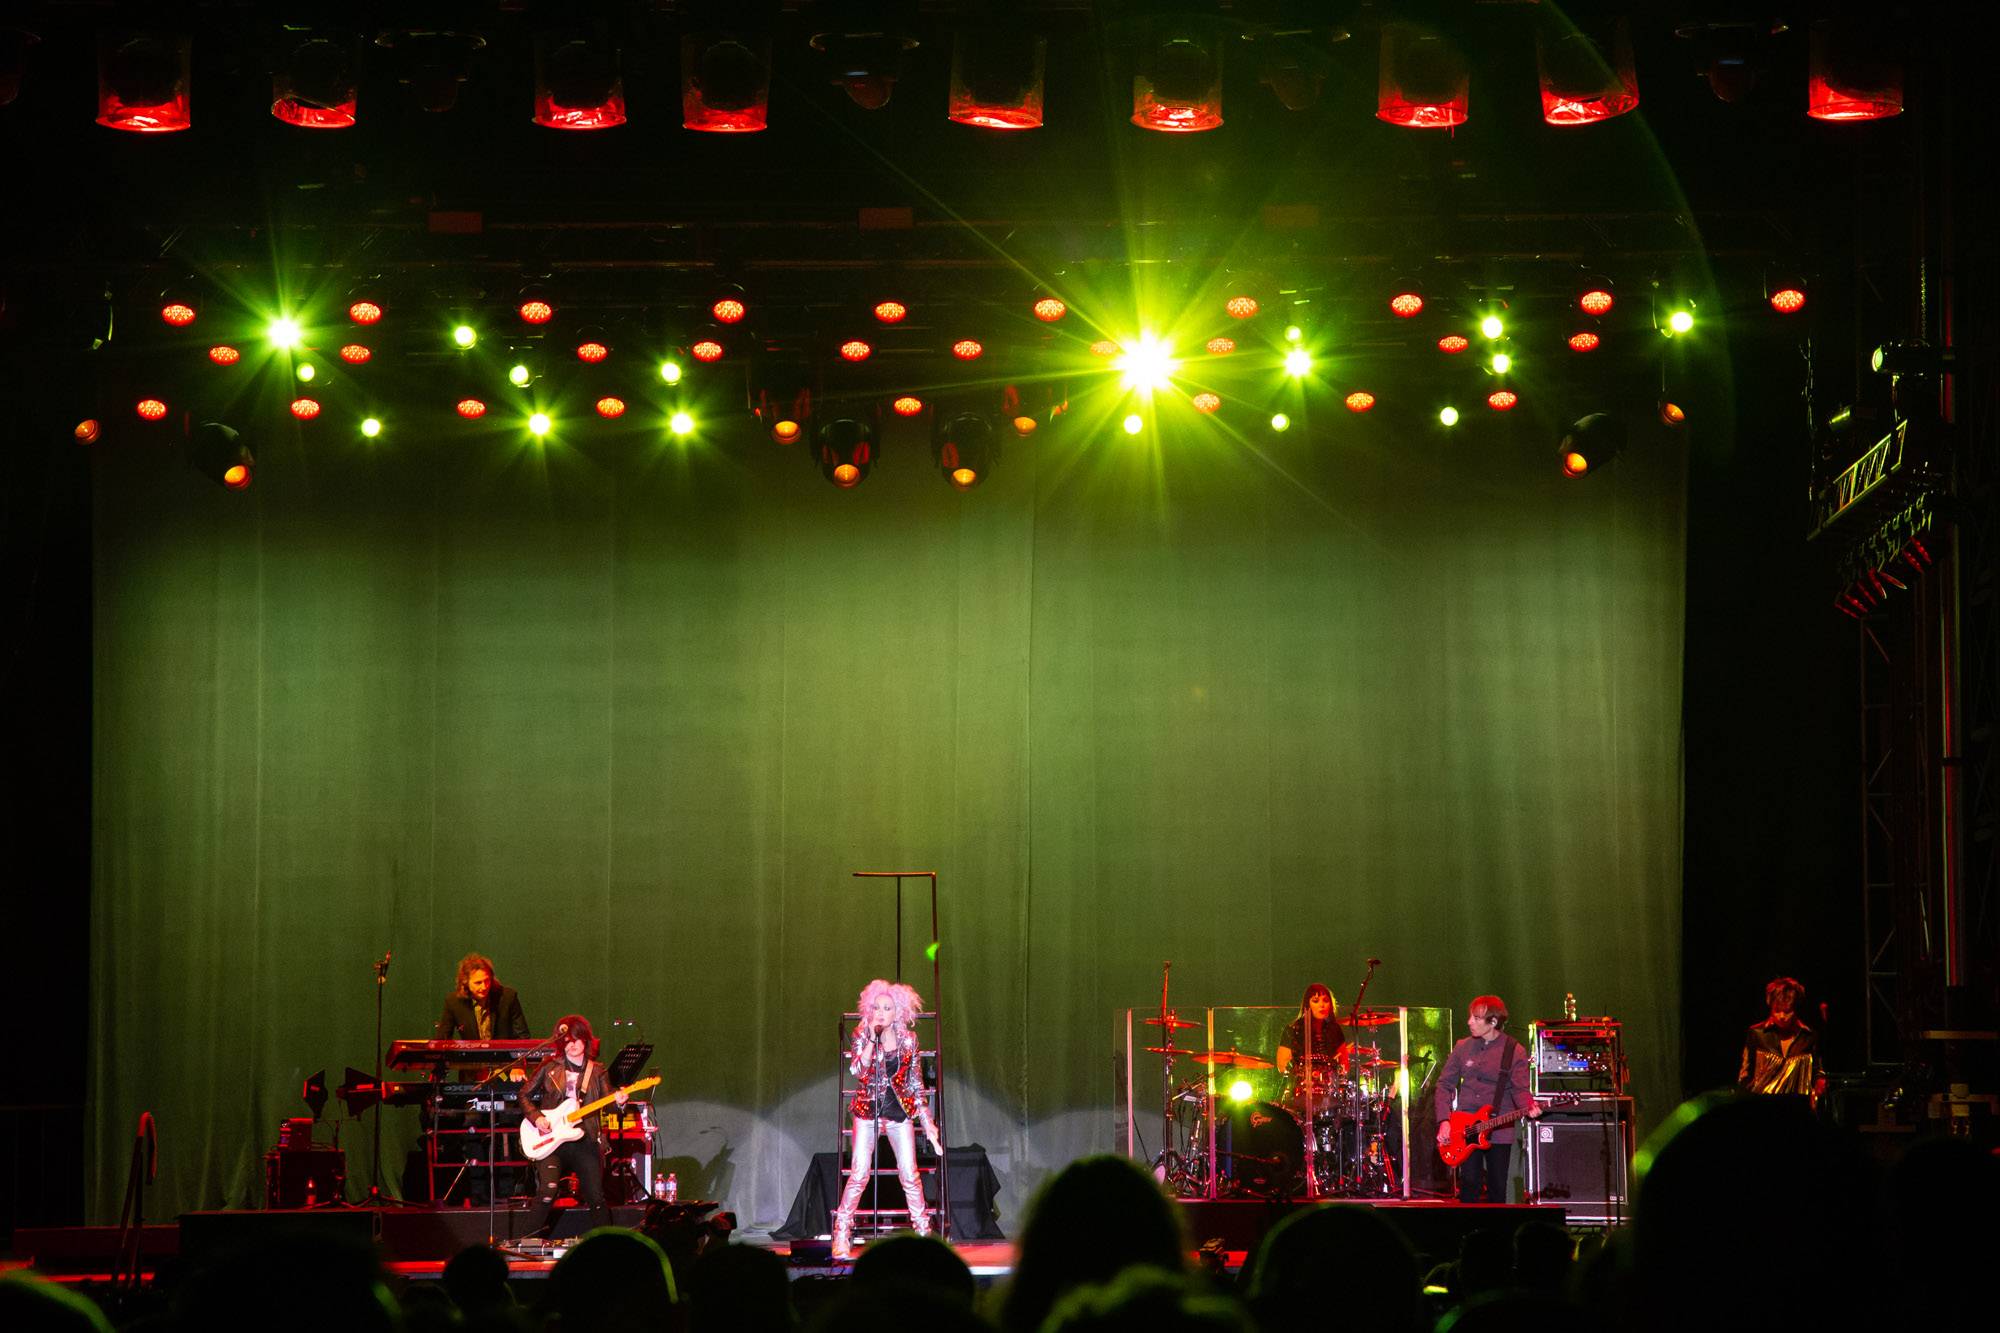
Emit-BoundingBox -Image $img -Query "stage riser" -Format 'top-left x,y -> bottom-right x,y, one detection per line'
177,1204 -> 654,1265
1178,1201 -> 1576,1261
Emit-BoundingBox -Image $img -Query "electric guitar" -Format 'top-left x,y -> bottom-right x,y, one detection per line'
1437,1092 -> 1578,1167
519,1076 -> 661,1161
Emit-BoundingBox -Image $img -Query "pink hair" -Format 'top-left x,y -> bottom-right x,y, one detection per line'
856,978 -> 923,1025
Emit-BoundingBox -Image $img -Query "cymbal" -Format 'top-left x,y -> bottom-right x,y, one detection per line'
1144,1045 -> 1198,1056
1193,1050 -> 1275,1069
1143,1016 -> 1200,1030
1347,1011 -> 1398,1027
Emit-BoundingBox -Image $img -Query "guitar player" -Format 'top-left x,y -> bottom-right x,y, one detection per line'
518,1014 -> 628,1239
1433,995 -> 1540,1203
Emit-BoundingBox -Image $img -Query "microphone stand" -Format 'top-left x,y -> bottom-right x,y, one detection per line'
359,951 -> 404,1207
1344,959 -> 1380,1196
477,1034 -> 556,1245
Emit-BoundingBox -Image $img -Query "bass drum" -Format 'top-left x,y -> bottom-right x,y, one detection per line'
1216,1100 -> 1302,1197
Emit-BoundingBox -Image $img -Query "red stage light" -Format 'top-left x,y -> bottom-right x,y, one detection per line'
576,341 -> 609,363
519,300 -> 554,324
1390,293 -> 1424,318
1377,25 -> 1469,129
456,398 -> 488,419
273,98 -> 357,130
208,345 -> 241,366
97,35 -> 193,133
1437,334 -> 1469,354
1345,391 -> 1376,413
1487,390 -> 1518,411
1568,331 -> 1601,353
339,344 -> 372,364
1033,297 -> 1067,322
1770,288 -> 1807,314
1206,337 -> 1235,355
222,463 -> 251,489
951,339 -> 984,361
772,419 -> 802,444
1579,289 -> 1614,316
691,340 -> 724,363
839,340 -> 873,362
1090,339 -> 1118,357
290,397 -> 322,420
161,303 -> 196,327
136,399 -> 168,420
1012,416 -> 1038,436
892,396 -> 925,417
348,300 -> 383,324
595,396 -> 626,419
1660,400 -> 1687,426
1225,296 -> 1259,319
1191,392 -> 1221,413
874,301 -> 908,324
1562,451 -> 1590,478
711,298 -> 747,324
75,419 -> 102,444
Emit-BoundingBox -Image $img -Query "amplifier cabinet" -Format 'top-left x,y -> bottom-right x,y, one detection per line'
264,1147 -> 347,1209
1525,1099 -> 1633,1225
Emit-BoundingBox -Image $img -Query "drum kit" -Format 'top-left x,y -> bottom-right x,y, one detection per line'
1145,1004 -> 1403,1200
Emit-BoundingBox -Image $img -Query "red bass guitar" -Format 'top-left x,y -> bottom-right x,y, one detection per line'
1437,1093 -> 1577,1167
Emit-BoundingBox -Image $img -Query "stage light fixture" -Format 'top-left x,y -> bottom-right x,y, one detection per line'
691,340 -> 724,363
660,359 -> 684,384
96,30 -> 192,132
1192,392 -> 1221,413
670,410 -> 697,437
1123,413 -> 1146,435
1808,18 -> 1902,121
1225,296 -> 1260,320
272,30 -> 359,128
339,344 -> 371,365
455,398 -> 487,419
374,30 -> 485,113
268,317 -> 304,350
1,26 -> 39,107
517,288 -> 555,324
290,397 -> 322,420
348,295 -> 384,325
1390,290 -> 1425,318
136,399 -> 168,421
1870,342 -> 1953,377
710,288 -> 749,324
816,414 -> 876,488
1658,399 -> 1687,427
1012,416 -> 1038,437
452,324 -> 477,349
159,285 -> 198,327
1479,315 -> 1505,340
1675,20 -> 1784,104
1284,325 -> 1304,343
1377,23 -> 1467,129
534,30 -> 626,129
186,422 -> 253,490
1438,406 -> 1460,427
508,363 -> 533,388
810,8 -> 919,111
1345,391 -> 1375,413
1558,412 -> 1626,477
576,341 -> 610,364
1116,333 -> 1180,394
1568,331 -> 1600,353
1090,339 -> 1119,357
1229,1079 -> 1254,1104
874,300 -> 908,324
952,339 -> 984,361
772,418 -> 802,443
949,26 -> 1046,129
1487,390 -> 1518,411
1766,273 -> 1808,314
1578,284 -> 1615,316
1132,22 -> 1224,132
1489,352 -> 1512,375
681,31 -> 771,132
208,345 -> 241,366
1033,296 -> 1067,323
1665,309 -> 1695,335
294,363 -> 319,386
1268,413 -> 1289,432
934,412 -> 997,490
892,396 -> 924,417
360,417 -> 382,438
1438,334 -> 1469,354
1284,347 -> 1314,377
839,339 -> 873,363
1206,337 -> 1235,355
528,411 -> 553,436
1536,16 -> 1639,126
1252,24 -> 1343,112
595,397 -> 626,419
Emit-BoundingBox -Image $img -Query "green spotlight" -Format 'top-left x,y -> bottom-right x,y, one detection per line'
669,410 -> 696,436
267,317 -> 303,350
1667,309 -> 1695,334
360,417 -> 382,438
1270,412 -> 1290,432
659,360 -> 683,385
1480,314 -> 1505,339
1284,324 -> 1304,343
1284,346 -> 1314,377
1228,1079 -> 1254,1104
508,363 -> 532,387
528,411 -> 552,436
1121,413 -> 1144,435
295,362 -> 316,383
1490,352 -> 1512,374
1439,406 -> 1460,427
1115,332 -> 1180,395
453,324 -> 478,349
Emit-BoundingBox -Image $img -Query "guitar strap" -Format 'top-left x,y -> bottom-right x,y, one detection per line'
1497,1037 -> 1518,1114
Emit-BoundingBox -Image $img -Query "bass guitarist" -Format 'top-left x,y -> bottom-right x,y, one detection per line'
1433,995 -> 1539,1203
518,1014 -> 627,1239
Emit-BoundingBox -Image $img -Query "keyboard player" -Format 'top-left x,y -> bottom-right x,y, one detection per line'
435,953 -> 531,1040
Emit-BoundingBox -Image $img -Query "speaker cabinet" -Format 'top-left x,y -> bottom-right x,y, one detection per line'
1525,1098 -> 1633,1224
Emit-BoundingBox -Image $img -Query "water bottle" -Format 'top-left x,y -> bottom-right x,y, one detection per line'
664,1172 -> 678,1203
1563,992 -> 1578,1022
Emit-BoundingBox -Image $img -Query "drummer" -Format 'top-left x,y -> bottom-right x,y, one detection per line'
1275,983 -> 1348,1090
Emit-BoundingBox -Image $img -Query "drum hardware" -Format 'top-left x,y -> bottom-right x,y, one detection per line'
1190,1049 -> 1275,1069
1142,1015 -> 1200,1029
1144,1045 -> 1198,1056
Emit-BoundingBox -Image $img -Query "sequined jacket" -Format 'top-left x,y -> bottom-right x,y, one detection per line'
1739,1019 -> 1820,1096
849,1026 -> 926,1121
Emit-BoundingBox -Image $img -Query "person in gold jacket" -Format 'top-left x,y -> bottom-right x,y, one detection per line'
1738,977 -> 1826,1104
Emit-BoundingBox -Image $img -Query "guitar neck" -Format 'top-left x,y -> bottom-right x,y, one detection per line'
564,1076 -> 660,1125
1472,1105 -> 1533,1132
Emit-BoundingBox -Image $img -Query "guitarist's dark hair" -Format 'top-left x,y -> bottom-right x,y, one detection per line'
554,1013 -> 598,1059
1470,995 -> 1509,1029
